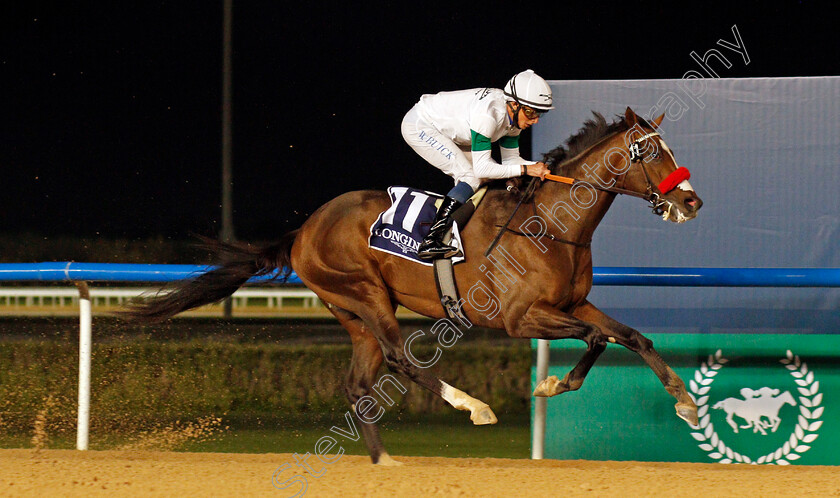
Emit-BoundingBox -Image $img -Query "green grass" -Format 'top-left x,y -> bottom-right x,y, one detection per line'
0,415 -> 531,459
188,416 -> 530,458
0,332 -> 532,459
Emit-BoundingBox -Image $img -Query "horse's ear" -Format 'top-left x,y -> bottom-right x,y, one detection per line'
650,113 -> 665,129
624,106 -> 638,126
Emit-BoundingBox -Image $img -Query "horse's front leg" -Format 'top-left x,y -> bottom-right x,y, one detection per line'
353,293 -> 498,427
506,302 -> 607,398
571,300 -> 699,426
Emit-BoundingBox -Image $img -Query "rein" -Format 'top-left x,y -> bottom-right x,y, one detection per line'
546,132 -> 662,200
545,173 -> 653,200
484,131 -> 679,255
545,131 -> 682,216
484,178 -> 591,255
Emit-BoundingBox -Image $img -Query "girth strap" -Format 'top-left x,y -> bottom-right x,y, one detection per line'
433,258 -> 470,325
433,186 -> 487,324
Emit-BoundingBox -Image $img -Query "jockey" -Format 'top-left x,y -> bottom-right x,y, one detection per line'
401,69 -> 553,260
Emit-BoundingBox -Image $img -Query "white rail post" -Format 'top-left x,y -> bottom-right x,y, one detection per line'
75,281 -> 92,450
531,339 -> 550,459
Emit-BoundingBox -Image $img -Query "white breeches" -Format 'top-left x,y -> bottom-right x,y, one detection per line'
401,105 -> 481,191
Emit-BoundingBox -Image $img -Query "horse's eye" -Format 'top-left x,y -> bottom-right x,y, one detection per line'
651,152 -> 660,159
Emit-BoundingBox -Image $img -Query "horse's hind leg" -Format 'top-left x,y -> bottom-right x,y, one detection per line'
727,412 -> 739,433
356,294 -> 498,426
572,301 -> 699,425
328,304 -> 401,466
506,303 -> 607,397
532,340 -> 606,397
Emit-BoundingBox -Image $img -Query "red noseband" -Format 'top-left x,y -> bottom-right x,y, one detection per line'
658,167 -> 691,194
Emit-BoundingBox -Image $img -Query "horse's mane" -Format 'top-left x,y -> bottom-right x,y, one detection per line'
487,111 -> 650,198
542,112 -> 649,174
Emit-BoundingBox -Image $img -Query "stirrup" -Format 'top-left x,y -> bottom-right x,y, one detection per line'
418,240 -> 458,260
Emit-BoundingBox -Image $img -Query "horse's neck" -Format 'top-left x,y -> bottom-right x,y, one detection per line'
536,145 -> 621,242
557,134 -> 623,185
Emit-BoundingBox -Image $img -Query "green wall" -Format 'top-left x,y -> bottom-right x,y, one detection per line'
532,334 -> 839,465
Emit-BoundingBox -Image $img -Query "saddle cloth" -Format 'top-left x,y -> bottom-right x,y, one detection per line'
369,186 -> 464,266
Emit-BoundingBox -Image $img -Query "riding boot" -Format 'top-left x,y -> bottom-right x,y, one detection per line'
417,196 -> 463,260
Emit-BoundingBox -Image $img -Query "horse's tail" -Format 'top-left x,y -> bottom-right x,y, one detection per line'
120,230 -> 298,324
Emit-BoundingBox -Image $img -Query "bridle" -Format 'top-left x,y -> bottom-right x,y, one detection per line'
624,131 -> 669,215
591,131 -> 666,214
547,131 -> 680,215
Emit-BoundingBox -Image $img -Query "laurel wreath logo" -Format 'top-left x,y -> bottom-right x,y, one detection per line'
688,349 -> 823,465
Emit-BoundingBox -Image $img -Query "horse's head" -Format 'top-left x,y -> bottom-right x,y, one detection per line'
780,391 -> 797,406
618,107 -> 703,223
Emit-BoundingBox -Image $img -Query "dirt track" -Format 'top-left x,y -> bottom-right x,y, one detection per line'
1,449 -> 838,497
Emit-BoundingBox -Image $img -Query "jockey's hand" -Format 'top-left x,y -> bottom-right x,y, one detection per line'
525,162 -> 549,181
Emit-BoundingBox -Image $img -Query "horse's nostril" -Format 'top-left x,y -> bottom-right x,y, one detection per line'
684,197 -> 704,211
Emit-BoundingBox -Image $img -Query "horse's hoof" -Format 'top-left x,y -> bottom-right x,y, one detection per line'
675,402 -> 699,426
375,453 -> 403,466
471,404 -> 498,425
533,375 -> 562,397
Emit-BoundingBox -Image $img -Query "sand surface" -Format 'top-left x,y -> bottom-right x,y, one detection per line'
1,449 -> 838,497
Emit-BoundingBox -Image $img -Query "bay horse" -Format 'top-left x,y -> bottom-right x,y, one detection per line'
124,107 -> 703,465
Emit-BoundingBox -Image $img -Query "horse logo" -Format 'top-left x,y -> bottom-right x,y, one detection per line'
689,350 -> 824,465
712,387 -> 796,435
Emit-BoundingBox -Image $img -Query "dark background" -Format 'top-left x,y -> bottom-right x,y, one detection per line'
1,2 -> 837,241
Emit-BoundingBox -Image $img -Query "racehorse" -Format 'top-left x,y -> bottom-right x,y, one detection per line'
713,388 -> 797,435
123,107 -> 703,465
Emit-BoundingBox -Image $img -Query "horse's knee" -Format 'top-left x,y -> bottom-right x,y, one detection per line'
583,326 -> 607,351
589,337 -> 607,352
625,331 -> 653,352
344,375 -> 371,405
344,386 -> 362,405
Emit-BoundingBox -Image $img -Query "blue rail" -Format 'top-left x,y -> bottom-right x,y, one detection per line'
0,262 -> 302,284
0,263 -> 839,287
592,267 -> 840,287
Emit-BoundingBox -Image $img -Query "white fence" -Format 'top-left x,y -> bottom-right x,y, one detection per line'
0,286 -> 324,316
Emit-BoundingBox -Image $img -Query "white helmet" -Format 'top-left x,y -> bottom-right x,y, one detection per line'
503,69 -> 554,111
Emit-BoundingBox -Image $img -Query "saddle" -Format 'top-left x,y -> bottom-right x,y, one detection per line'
368,185 -> 489,323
